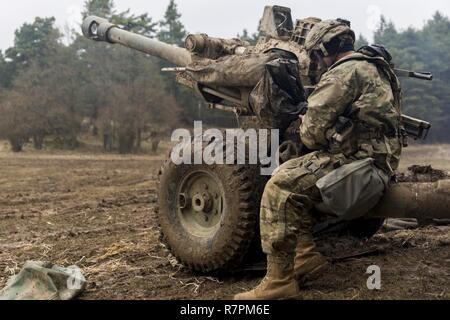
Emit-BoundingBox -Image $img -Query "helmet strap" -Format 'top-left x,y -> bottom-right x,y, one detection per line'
319,43 -> 329,57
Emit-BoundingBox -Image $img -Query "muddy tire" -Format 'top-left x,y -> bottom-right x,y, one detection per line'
158,157 -> 263,273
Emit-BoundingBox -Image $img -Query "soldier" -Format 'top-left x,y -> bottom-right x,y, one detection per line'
235,19 -> 403,300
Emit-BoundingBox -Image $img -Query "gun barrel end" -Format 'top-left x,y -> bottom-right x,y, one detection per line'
414,72 -> 433,81
82,16 -> 116,42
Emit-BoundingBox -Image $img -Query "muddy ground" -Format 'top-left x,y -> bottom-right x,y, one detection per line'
0,143 -> 449,300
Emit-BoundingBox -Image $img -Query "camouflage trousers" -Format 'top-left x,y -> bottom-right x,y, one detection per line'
260,151 -> 349,257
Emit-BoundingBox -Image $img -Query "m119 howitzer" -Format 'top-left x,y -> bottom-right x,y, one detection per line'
83,12 -> 431,140
82,6 -> 449,273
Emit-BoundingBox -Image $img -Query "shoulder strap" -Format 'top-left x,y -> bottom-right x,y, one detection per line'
330,53 -> 403,109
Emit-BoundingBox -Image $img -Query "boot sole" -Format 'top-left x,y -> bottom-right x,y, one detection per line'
234,292 -> 302,301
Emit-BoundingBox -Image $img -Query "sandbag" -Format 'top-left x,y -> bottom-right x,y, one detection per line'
0,261 -> 86,300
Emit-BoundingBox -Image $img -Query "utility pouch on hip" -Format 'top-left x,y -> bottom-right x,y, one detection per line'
315,158 -> 388,221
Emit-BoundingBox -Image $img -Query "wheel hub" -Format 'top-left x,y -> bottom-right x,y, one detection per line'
178,171 -> 224,237
192,192 -> 213,213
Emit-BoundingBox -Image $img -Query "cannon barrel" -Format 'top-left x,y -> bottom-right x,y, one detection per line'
370,180 -> 450,219
82,16 -> 192,67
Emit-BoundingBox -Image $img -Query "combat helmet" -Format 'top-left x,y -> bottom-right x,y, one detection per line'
305,19 -> 356,57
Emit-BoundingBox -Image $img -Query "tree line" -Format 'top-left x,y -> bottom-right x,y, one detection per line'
0,0 -> 233,153
0,2 -> 449,153
357,12 -> 450,142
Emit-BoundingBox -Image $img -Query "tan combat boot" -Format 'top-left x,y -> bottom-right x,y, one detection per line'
294,241 -> 329,285
234,256 -> 300,300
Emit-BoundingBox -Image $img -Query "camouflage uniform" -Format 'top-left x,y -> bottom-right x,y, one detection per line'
235,19 -> 403,300
260,52 -> 403,258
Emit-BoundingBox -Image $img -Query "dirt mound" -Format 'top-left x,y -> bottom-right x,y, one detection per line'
397,165 -> 449,183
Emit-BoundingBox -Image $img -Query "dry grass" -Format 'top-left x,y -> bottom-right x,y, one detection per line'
0,142 -> 449,300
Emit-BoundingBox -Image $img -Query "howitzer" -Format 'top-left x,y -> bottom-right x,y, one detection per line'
83,13 -> 432,140
82,16 -> 192,67
83,6 -> 450,273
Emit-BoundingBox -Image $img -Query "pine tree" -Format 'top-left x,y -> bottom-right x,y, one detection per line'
372,11 -> 450,141
374,16 -> 398,45
0,17 -> 61,90
82,0 -> 156,36
158,0 -> 187,46
0,50 -> 15,88
238,29 -> 260,46
355,34 -> 369,49
82,0 -> 115,19
113,11 -> 157,37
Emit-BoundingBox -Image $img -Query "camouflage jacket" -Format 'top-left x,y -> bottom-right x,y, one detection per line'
300,52 -> 403,174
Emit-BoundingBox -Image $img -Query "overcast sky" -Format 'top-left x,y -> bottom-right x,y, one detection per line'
0,0 -> 449,51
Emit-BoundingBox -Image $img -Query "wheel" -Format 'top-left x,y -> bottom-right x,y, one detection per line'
158,156 -> 263,273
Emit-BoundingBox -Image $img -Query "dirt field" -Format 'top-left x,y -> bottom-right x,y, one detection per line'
0,142 -> 449,300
